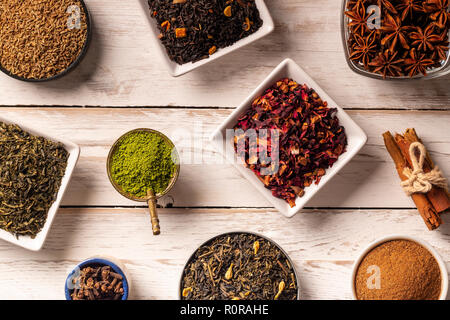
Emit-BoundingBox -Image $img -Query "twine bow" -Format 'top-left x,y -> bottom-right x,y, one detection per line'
401,142 -> 448,196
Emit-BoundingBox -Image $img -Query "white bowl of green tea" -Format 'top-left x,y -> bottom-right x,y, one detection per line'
351,235 -> 448,300
179,232 -> 300,300
0,116 -> 80,251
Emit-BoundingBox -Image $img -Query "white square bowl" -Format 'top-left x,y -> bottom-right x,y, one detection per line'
210,58 -> 368,217
0,116 -> 80,251
138,0 -> 274,77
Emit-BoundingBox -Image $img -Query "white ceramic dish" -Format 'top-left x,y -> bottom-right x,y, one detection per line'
0,116 -> 80,251
138,0 -> 274,77
211,58 -> 367,218
351,235 -> 449,300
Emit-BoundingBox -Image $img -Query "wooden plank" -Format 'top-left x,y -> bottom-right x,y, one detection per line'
0,0 -> 449,108
0,107 -> 448,208
0,208 -> 448,300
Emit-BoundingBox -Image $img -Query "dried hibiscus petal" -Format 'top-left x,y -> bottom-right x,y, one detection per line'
233,78 -> 348,208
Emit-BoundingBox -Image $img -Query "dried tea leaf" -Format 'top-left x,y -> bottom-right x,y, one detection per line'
0,122 -> 69,238
148,0 -> 263,64
181,233 -> 298,300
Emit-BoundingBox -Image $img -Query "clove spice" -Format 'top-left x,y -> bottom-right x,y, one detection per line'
70,265 -> 125,300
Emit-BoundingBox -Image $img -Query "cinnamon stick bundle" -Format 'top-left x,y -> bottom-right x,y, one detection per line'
382,131 -> 442,230
397,129 -> 450,213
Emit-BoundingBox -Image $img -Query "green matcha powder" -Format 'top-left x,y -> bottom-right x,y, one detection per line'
110,131 -> 176,198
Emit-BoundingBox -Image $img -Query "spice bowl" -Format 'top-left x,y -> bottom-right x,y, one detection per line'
138,0 -> 274,77
351,235 -> 448,300
340,0 -> 450,80
179,231 -> 300,300
0,0 -> 92,82
0,116 -> 80,251
65,256 -> 130,300
106,128 -> 180,235
210,58 -> 367,218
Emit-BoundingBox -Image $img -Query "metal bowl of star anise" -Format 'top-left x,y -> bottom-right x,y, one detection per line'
341,0 -> 450,80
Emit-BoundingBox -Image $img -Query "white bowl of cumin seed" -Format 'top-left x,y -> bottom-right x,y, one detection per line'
351,235 -> 448,300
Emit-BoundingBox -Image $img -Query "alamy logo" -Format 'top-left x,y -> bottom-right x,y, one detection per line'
66,266 -> 81,290
232,128 -> 280,176
366,265 -> 381,290
67,5 -> 81,30
366,5 -> 381,30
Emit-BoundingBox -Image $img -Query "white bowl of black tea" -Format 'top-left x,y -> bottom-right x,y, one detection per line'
138,0 -> 275,77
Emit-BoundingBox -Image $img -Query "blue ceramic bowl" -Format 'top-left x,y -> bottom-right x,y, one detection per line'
65,258 -> 129,300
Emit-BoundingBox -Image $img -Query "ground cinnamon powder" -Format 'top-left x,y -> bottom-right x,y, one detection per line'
355,240 -> 442,300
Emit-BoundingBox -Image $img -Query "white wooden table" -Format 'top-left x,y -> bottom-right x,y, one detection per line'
0,0 -> 449,300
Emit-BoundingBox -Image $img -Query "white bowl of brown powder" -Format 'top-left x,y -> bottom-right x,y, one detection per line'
351,235 -> 448,300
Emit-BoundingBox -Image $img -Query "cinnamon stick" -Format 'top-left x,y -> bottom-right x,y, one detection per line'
383,131 -> 442,230
401,128 -> 450,213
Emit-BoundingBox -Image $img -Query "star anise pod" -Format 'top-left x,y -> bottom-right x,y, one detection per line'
404,48 -> 435,76
349,32 -> 378,67
409,24 -> 442,51
347,0 -> 370,11
369,50 -> 405,78
381,13 -> 411,52
396,0 -> 425,21
424,0 -> 450,28
431,31 -> 450,60
345,1 -> 369,36
379,0 -> 398,14
345,0 -> 449,78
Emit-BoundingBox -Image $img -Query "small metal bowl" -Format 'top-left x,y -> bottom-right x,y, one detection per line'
179,231 -> 301,300
107,128 -> 180,235
0,0 -> 92,82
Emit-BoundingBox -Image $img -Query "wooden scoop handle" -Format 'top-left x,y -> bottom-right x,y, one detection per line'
147,190 -> 160,235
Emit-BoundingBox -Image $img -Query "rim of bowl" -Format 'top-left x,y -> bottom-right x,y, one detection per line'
106,128 -> 181,202
0,0 -> 92,82
351,234 -> 449,300
178,231 -> 301,300
65,257 -> 129,300
340,0 -> 450,81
